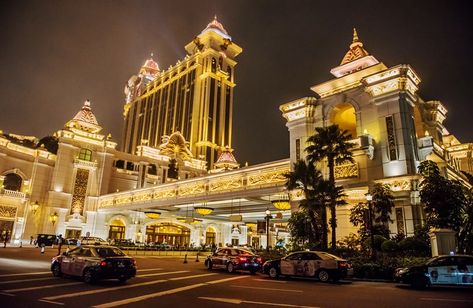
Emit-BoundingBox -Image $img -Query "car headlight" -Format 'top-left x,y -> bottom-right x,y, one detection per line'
396,267 -> 409,274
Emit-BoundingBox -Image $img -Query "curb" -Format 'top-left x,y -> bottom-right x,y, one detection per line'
348,277 -> 395,283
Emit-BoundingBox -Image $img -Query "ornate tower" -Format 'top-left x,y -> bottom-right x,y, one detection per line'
122,17 -> 242,169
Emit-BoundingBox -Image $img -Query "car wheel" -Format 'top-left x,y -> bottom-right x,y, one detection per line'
268,267 -> 279,279
317,270 -> 330,282
118,277 -> 129,283
205,260 -> 213,270
411,275 -> 428,289
52,263 -> 62,277
83,268 -> 96,284
227,262 -> 235,273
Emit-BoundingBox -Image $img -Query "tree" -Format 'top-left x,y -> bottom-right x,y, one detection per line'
458,173 -> 473,254
37,135 -> 59,154
418,160 -> 465,231
285,160 -> 330,249
288,211 -> 320,249
370,183 -> 395,238
306,124 -> 355,249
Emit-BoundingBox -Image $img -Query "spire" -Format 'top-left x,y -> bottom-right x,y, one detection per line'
200,15 -> 231,39
352,28 -> 359,43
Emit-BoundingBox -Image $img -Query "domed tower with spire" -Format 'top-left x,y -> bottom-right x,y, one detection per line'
122,16 -> 242,170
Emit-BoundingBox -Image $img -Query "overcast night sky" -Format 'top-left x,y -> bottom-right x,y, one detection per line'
0,1 -> 472,165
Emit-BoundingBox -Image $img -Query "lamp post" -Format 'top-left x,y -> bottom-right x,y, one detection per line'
366,194 -> 375,260
265,209 -> 271,252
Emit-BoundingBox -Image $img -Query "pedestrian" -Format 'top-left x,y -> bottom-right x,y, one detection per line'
30,235 -> 33,245
3,231 -> 9,248
57,234 -> 63,255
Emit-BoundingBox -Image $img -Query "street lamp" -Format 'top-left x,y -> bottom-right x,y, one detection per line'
31,200 -> 40,215
265,209 -> 271,252
365,194 -> 375,260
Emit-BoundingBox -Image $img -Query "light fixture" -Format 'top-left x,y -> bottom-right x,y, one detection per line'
366,194 -> 373,201
265,209 -> 271,216
176,217 -> 187,223
245,222 -> 257,229
31,201 -> 40,215
271,194 -> 290,211
144,210 -> 161,219
194,206 -> 214,216
190,218 -> 202,224
49,212 -> 58,226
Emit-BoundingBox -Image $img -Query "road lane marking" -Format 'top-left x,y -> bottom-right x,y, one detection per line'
38,299 -> 65,305
137,268 -> 163,272
0,271 -> 51,277
3,281 -> 83,292
198,297 -> 320,307
136,270 -> 188,278
0,277 -> 55,285
93,275 -> 248,307
231,285 -> 303,293
41,279 -> 168,301
0,291 -> 16,297
168,273 -> 216,280
420,297 -> 473,303
253,279 -> 287,283
40,272 -> 217,302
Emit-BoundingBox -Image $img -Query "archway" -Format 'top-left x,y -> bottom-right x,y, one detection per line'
205,226 -> 216,245
145,223 -> 190,247
330,103 -> 357,138
3,173 -> 22,191
108,219 -> 126,240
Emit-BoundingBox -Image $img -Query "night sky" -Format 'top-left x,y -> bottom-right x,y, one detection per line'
1,1 -> 472,166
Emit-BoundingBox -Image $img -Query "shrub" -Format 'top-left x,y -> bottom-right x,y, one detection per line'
381,240 -> 399,253
398,237 -> 430,256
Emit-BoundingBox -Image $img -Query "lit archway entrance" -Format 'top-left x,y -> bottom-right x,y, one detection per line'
330,103 -> 357,138
146,223 -> 190,246
205,226 -> 216,245
108,219 -> 126,240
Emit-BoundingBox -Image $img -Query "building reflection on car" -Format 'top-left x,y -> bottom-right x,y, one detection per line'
205,247 -> 262,274
51,245 -> 137,284
262,251 -> 353,282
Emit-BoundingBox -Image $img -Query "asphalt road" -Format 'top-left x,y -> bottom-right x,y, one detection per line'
0,247 -> 472,308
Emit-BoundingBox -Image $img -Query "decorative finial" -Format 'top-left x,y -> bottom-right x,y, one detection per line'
214,15 -> 217,21
353,28 -> 359,43
150,52 -> 154,58
84,99 -> 91,107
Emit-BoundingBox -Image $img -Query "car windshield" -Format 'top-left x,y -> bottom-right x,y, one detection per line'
95,247 -> 126,258
316,252 -> 342,260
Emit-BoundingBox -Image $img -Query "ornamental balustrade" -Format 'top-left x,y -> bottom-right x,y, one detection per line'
98,160 -> 290,210
0,189 -> 26,200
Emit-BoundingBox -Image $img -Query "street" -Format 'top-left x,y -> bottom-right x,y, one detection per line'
0,247 -> 472,308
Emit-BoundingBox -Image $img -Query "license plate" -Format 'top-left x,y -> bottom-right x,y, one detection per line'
117,262 -> 125,268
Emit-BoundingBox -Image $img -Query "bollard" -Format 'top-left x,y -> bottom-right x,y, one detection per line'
183,253 -> 188,264
195,252 -> 200,262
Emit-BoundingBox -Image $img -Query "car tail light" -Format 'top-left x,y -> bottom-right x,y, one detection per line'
256,257 -> 262,263
237,256 -> 247,263
100,261 -> 108,267
338,261 -> 348,268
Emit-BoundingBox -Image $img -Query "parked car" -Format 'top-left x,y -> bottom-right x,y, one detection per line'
51,245 -> 136,283
111,239 -> 135,247
205,247 -> 262,274
36,234 -> 57,247
394,255 -> 473,288
262,251 -> 353,282
79,237 -> 109,245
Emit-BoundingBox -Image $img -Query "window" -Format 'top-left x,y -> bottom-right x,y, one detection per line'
385,116 -> 397,160
78,148 -> 92,162
304,253 -> 321,260
295,139 -> 301,161
287,253 -> 303,260
3,173 -> 22,191
95,247 -> 126,258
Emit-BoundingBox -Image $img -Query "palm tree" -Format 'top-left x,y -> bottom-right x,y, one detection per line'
306,124 -> 355,249
285,160 -> 330,249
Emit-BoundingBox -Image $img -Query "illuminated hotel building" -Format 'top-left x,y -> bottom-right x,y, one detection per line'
0,25 -> 472,248
122,17 -> 242,169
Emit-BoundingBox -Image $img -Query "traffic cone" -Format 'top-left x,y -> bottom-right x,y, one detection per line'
41,245 -> 45,254
195,252 -> 200,262
183,254 -> 188,264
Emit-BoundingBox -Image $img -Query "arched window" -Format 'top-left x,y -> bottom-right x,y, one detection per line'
3,173 -> 22,191
211,58 -> 216,73
330,103 -> 357,138
78,148 -> 92,162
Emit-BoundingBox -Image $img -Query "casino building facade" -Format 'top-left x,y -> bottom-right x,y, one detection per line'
0,20 -> 471,248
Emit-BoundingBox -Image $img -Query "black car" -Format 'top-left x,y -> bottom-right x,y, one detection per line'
262,251 -> 353,282
51,245 -> 137,283
36,234 -> 57,247
205,247 -> 262,274
394,255 -> 473,288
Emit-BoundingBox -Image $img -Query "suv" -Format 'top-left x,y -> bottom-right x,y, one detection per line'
36,234 -> 57,247
205,247 -> 262,274
51,245 -> 136,283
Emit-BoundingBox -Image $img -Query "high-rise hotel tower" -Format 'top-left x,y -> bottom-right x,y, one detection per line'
121,17 -> 242,169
